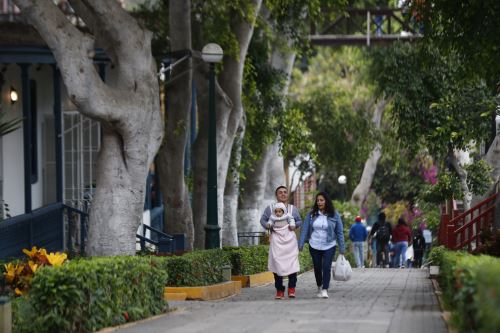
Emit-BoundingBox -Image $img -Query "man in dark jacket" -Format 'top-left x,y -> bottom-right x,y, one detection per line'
349,216 -> 368,268
369,212 -> 392,268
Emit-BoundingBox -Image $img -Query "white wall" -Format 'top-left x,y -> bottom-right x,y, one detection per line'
1,65 -> 24,216
1,64 -> 55,216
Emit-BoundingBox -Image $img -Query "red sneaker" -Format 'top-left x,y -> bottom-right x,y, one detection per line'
275,290 -> 285,299
288,287 -> 296,298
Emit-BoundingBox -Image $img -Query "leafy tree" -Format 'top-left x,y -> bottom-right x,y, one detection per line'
289,47 -> 376,198
368,42 -> 496,210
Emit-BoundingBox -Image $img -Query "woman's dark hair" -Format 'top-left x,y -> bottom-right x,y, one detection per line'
397,217 -> 407,226
378,212 -> 386,222
312,192 -> 336,217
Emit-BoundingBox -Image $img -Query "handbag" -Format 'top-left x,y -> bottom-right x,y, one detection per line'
332,254 -> 352,281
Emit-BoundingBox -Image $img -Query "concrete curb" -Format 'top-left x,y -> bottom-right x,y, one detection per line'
231,271 -> 274,288
430,278 -> 457,333
165,281 -> 241,301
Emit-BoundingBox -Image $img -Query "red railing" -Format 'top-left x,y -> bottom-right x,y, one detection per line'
438,193 -> 497,252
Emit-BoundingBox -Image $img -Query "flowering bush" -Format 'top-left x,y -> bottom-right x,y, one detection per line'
3,247 -> 67,296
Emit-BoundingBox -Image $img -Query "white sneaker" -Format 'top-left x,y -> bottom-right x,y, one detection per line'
320,289 -> 329,298
316,286 -> 322,298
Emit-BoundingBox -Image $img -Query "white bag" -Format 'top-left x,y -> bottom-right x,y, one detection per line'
406,245 -> 414,261
333,254 -> 352,281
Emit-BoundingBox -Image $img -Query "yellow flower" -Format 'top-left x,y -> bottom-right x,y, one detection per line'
28,261 -> 38,273
14,287 -> 27,296
46,252 -> 67,266
22,246 -> 39,259
4,263 -> 17,284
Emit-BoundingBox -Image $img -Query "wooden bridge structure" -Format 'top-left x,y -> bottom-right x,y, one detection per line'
310,7 -> 423,46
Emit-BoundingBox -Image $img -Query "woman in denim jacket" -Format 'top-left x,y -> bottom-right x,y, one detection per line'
298,192 -> 345,298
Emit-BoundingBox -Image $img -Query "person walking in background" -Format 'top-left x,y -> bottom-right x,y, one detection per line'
422,227 -> 432,260
260,186 -> 302,299
298,192 -> 345,299
369,212 -> 392,268
349,215 -> 368,268
412,228 -> 426,268
392,217 -> 412,268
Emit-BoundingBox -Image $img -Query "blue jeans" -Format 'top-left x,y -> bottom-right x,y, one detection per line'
309,245 -> 336,290
353,242 -> 364,268
393,241 -> 408,268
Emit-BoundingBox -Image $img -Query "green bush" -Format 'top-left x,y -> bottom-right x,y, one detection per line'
223,244 -> 314,276
430,247 -> 500,333
163,248 -> 231,286
223,246 -> 269,276
12,256 -> 168,333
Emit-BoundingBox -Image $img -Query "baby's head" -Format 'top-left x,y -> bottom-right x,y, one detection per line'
274,208 -> 284,217
273,202 -> 287,218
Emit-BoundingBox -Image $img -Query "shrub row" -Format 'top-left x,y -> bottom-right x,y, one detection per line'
8,245 -> 314,332
430,246 -> 500,333
12,256 -> 168,333
223,244 -> 314,276
162,248 -> 230,286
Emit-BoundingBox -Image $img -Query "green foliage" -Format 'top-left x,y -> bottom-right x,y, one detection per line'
223,244 -> 313,276
420,159 -> 493,204
223,246 -> 269,276
413,200 -> 440,233
369,42 -> 495,158
431,249 -> 500,333
373,147 -> 428,204
464,159 -> 493,196
420,171 -> 462,204
163,249 -> 231,287
417,0 -> 500,84
289,47 -> 377,195
12,256 -> 168,333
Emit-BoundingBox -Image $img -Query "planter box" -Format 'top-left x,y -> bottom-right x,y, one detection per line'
429,265 -> 440,278
164,281 -> 241,301
231,271 -> 274,288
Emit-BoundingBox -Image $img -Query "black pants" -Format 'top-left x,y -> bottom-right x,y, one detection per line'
274,273 -> 297,291
376,241 -> 389,267
309,245 -> 336,290
414,249 -> 424,268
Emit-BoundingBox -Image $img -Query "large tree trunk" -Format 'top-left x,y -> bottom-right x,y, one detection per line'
350,97 -> 387,207
15,1 -> 163,256
238,46 -> 295,238
263,142 -> 286,203
222,120 -> 245,246
157,0 -> 194,250
192,0 -> 262,249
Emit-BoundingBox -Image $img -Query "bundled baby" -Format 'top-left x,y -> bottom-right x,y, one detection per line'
266,202 -> 296,230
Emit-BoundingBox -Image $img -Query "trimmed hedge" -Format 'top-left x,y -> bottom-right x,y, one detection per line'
162,248 -> 231,286
430,246 -> 500,333
223,244 -> 314,276
12,256 -> 168,333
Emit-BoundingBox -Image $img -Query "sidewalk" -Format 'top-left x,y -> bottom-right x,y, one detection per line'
114,268 -> 446,333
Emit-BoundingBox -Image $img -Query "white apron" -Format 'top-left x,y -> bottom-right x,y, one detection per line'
268,223 -> 300,276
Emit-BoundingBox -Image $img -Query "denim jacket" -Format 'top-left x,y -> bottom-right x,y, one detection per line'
298,211 -> 345,254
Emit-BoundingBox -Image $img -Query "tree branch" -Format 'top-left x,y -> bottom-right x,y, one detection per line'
13,0 -> 112,121
79,0 -> 154,79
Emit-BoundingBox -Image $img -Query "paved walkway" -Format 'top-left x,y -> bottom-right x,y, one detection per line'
114,268 -> 446,333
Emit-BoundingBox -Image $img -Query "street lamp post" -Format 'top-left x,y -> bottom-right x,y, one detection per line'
202,43 -> 223,249
338,175 -> 347,202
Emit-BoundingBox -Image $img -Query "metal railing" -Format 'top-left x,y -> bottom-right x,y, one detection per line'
439,193 -> 497,252
237,231 -> 268,246
0,202 -> 87,259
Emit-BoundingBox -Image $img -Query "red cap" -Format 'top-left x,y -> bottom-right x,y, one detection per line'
355,216 -> 362,222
